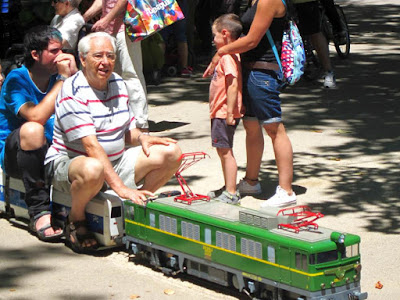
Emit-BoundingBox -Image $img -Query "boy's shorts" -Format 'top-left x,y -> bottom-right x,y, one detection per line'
211,118 -> 240,149
46,146 -> 142,193
294,1 -> 322,36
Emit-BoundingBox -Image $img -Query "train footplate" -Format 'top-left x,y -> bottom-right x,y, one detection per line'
277,205 -> 324,233
174,152 -> 210,205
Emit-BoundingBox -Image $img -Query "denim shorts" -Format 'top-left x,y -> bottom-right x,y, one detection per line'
243,69 -> 285,124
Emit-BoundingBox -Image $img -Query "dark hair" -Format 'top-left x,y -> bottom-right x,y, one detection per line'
23,25 -> 63,68
213,13 -> 243,40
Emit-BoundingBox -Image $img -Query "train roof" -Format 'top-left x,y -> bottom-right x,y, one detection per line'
139,197 -> 360,249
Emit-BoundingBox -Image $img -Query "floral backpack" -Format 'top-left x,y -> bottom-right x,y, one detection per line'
266,0 -> 305,85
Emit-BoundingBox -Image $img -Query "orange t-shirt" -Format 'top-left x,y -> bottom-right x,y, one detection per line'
209,54 -> 243,119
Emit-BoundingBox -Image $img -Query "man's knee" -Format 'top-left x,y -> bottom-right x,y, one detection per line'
19,122 -> 46,150
70,157 -> 105,186
164,143 -> 182,164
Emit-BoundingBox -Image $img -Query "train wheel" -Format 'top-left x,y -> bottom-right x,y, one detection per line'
230,273 -> 240,290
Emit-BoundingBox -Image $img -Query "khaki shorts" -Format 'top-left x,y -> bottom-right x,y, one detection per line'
49,146 -> 142,193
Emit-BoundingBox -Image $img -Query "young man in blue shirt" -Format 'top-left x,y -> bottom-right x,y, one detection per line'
0,25 -> 77,241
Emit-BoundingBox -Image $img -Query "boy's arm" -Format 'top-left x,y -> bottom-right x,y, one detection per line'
225,74 -> 239,126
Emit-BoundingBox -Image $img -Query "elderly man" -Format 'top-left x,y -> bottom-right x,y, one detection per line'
83,0 -> 148,130
50,0 -> 85,50
0,26 -> 77,241
45,32 -> 182,253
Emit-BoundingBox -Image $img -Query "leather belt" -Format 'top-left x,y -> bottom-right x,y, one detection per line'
244,61 -> 279,71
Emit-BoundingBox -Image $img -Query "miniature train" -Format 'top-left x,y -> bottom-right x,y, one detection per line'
0,160 -> 368,300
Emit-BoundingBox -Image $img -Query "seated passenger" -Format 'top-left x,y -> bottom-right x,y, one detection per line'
0,26 -> 78,242
50,0 -> 85,50
44,32 -> 182,253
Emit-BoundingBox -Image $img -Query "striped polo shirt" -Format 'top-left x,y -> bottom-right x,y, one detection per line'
45,71 -> 135,164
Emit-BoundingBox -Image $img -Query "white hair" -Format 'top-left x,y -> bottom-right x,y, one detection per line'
78,32 -> 116,59
68,0 -> 82,8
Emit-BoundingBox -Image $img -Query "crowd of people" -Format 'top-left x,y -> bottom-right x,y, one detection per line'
0,0 -> 345,252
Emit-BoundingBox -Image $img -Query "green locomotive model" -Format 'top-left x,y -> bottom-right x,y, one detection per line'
123,197 -> 368,300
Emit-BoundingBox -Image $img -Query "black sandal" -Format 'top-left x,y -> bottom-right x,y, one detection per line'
65,217 -> 98,253
29,211 -> 63,242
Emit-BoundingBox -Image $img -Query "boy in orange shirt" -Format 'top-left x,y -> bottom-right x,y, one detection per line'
208,14 -> 243,204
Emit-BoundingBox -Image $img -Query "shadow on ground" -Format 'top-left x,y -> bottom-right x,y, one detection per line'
146,3 -> 400,234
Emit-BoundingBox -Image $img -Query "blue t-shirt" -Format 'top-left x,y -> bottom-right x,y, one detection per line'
0,65 -> 56,169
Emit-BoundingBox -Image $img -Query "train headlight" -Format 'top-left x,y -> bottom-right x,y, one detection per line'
331,232 -> 346,244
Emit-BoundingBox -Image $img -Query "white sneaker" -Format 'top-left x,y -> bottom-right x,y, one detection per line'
237,179 -> 262,195
260,186 -> 297,208
323,71 -> 337,88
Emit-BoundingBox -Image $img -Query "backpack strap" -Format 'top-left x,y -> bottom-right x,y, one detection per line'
265,0 -> 287,72
266,30 -> 282,72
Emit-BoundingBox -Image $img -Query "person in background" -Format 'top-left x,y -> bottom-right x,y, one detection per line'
293,0 -> 336,88
207,14 -> 243,204
45,32 -> 182,253
160,0 -> 192,77
50,0 -> 85,50
204,0 -> 297,208
0,26 -> 77,241
83,0 -> 149,130
320,0 -> 346,42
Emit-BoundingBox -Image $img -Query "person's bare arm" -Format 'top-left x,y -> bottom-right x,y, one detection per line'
125,128 -> 177,157
203,0 -> 285,77
225,74 -> 238,126
18,53 -> 77,124
82,134 -> 153,204
92,0 -> 127,32
83,0 -> 103,23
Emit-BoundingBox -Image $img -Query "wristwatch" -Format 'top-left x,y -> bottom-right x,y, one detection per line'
56,74 -> 68,82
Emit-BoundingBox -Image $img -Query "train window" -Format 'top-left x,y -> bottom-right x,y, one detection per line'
111,206 -> 121,218
205,228 -> 211,244
241,238 -> 263,259
150,213 -> 155,227
216,231 -> 236,251
345,244 -> 359,258
267,246 -> 276,263
181,221 -> 200,241
125,205 -> 134,219
159,214 -> 177,234
309,250 -> 338,264
295,253 -> 308,271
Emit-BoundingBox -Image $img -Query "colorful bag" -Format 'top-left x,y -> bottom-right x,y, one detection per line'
124,0 -> 185,42
266,0 -> 305,85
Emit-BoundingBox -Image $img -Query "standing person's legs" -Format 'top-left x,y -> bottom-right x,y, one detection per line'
242,119 -> 264,183
263,122 -> 294,194
115,31 -> 149,129
310,32 -> 332,73
241,69 -> 296,206
4,123 -> 62,239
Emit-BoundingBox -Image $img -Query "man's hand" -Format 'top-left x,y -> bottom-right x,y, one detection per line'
117,185 -> 155,205
55,53 -> 78,77
139,135 -> 177,157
